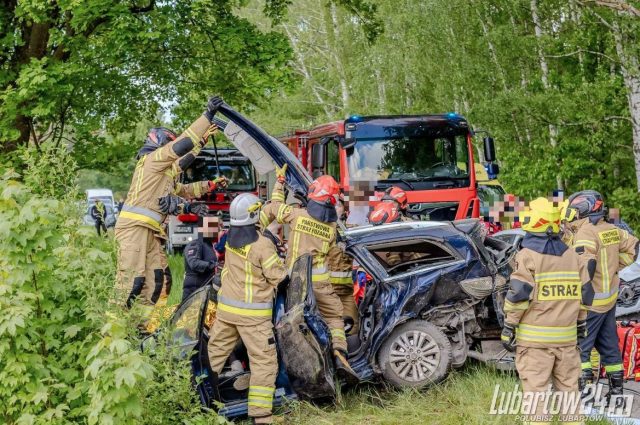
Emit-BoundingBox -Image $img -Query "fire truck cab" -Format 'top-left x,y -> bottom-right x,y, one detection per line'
279,114 -> 498,222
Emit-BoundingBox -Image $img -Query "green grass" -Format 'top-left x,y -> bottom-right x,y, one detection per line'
167,253 -> 185,306
272,365 -> 612,425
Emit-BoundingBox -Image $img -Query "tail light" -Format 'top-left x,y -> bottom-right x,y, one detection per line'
178,214 -> 198,223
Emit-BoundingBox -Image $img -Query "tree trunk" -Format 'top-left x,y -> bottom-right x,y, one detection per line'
325,2 -> 350,115
611,20 -> 640,191
282,25 -> 332,118
530,0 -> 563,190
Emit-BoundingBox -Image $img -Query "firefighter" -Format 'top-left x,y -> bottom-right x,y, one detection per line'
91,199 -> 107,236
564,190 -> 639,401
207,193 -> 287,425
328,195 -> 359,335
368,187 -> 414,225
114,96 -> 225,322
182,215 -> 222,302
381,186 -> 412,219
502,197 -> 593,424
259,165 -> 356,379
368,201 -> 402,225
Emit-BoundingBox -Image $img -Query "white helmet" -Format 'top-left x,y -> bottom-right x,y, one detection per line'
230,193 -> 262,226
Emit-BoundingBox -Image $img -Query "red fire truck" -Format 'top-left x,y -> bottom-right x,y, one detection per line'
278,114 -> 498,222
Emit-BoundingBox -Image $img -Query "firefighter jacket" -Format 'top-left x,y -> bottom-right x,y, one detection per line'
570,218 -> 639,313
504,235 -> 593,348
328,243 -> 353,286
91,202 -> 106,222
217,234 -> 287,325
116,116 -> 211,234
260,182 -> 337,283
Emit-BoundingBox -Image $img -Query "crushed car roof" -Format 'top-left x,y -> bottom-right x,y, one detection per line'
344,220 -> 470,246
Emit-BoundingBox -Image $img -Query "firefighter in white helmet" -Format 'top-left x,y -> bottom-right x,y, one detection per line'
207,193 -> 287,425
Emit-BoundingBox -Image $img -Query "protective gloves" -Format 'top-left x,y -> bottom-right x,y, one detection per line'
199,124 -> 219,148
501,322 -> 517,352
187,203 -> 209,217
275,163 -> 288,184
158,194 -> 186,215
208,176 -> 229,192
577,320 -> 587,347
204,96 -> 223,123
158,194 -> 209,216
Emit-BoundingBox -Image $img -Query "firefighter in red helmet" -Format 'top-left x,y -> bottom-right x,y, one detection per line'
260,165 -> 357,381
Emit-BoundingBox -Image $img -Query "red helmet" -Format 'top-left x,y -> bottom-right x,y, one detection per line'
308,175 -> 340,205
382,186 -> 408,210
145,127 -> 177,148
368,202 -> 401,225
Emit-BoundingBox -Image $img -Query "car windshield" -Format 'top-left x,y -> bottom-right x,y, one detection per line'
347,135 -> 470,185
183,162 -> 255,191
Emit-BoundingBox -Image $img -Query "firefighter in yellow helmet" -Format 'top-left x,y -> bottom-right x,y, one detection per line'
327,194 -> 359,336
259,165 -> 357,381
564,191 -> 639,403
114,96 -> 226,323
502,198 -> 594,424
207,193 -> 287,425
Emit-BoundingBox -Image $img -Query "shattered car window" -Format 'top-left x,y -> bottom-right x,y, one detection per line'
170,289 -> 207,346
368,240 -> 456,275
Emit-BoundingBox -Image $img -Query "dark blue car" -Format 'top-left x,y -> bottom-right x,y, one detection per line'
146,104 -> 516,419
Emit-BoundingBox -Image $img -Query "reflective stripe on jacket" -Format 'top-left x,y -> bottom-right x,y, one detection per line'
217,235 -> 287,324
260,181 -> 336,284
504,244 -> 592,348
570,219 -> 639,313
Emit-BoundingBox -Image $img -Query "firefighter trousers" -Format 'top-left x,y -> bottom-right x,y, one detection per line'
515,345 -> 582,425
114,225 -> 163,318
208,318 -> 277,421
579,308 -> 622,374
313,279 -> 347,352
332,284 -> 359,336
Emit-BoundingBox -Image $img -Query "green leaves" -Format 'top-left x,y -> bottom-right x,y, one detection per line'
1,146 -> 225,423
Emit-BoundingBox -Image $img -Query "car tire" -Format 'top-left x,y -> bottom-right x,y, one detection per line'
378,320 -> 452,389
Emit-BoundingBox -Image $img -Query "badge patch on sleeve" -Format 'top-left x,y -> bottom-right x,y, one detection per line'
538,282 -> 580,300
598,229 -> 620,246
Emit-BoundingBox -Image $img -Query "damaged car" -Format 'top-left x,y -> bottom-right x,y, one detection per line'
145,103 -> 517,419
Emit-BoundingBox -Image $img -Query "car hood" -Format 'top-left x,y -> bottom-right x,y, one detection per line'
215,104 -> 312,197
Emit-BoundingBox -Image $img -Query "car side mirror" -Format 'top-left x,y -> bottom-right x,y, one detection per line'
483,137 -> 496,162
311,142 -> 325,170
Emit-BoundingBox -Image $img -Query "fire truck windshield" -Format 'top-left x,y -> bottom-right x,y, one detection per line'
183,162 -> 256,191
347,134 -> 470,188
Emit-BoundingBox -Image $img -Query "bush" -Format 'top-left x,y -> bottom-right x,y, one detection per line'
609,187 -> 640,234
0,147 -> 221,424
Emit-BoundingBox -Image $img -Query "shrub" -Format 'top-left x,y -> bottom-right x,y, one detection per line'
0,147 -> 221,424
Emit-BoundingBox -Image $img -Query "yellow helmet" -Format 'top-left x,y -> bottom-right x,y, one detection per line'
559,200 -> 578,223
521,197 -> 561,234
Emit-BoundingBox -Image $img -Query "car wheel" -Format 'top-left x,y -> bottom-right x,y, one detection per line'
378,320 -> 452,389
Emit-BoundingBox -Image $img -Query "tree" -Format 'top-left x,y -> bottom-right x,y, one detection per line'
0,0 -> 297,170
